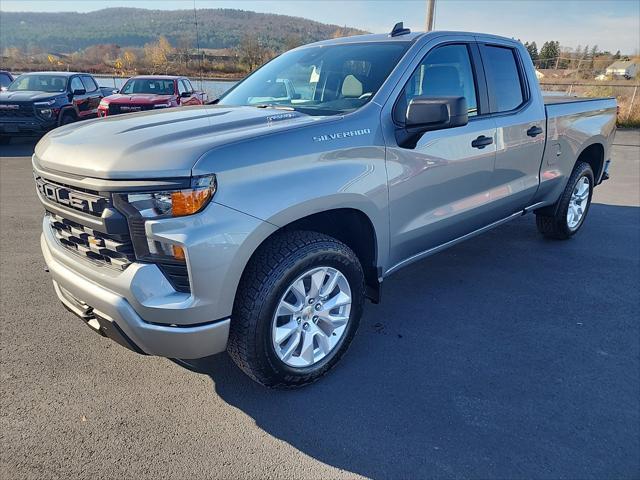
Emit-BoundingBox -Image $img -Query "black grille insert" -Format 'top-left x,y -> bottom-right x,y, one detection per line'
157,263 -> 190,293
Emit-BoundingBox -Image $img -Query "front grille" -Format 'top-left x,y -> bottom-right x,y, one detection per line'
0,103 -> 34,118
108,104 -> 153,115
39,173 -> 191,292
48,213 -> 135,270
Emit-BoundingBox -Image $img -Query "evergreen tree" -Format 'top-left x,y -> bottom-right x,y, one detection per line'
525,41 -> 539,64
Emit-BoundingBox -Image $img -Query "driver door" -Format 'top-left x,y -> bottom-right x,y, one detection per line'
385,42 -> 499,270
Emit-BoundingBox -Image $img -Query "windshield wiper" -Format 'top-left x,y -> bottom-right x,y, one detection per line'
253,104 -> 295,111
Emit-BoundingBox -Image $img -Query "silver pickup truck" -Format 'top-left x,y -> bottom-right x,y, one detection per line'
35,25 -> 616,387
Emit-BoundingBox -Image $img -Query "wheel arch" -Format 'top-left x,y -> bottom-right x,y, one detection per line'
239,207 -> 382,305
575,141 -> 605,184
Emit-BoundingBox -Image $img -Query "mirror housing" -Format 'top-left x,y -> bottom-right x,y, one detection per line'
180,91 -> 191,98
398,96 -> 468,148
72,88 -> 86,96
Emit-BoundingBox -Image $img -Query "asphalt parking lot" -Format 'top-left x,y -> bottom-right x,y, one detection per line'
1,130 -> 639,480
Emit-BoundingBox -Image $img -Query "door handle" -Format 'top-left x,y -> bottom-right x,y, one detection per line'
527,126 -> 543,137
471,135 -> 493,149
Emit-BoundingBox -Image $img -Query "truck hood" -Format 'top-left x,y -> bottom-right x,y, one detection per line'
34,105 -> 325,179
0,91 -> 62,103
104,93 -> 174,105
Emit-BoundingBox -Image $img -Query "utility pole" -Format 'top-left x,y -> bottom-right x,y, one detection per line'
426,0 -> 436,31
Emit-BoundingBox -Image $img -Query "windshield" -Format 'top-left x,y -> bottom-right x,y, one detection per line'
8,74 -> 67,93
219,43 -> 410,115
121,79 -> 175,95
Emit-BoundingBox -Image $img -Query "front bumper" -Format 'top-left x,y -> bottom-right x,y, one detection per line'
40,201 -> 277,358
0,118 -> 57,136
42,232 -> 230,358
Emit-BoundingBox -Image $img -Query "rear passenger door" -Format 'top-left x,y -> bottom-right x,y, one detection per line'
385,41 -> 499,268
478,42 -> 546,215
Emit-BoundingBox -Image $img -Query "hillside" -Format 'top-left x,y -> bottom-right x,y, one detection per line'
0,8 -> 366,52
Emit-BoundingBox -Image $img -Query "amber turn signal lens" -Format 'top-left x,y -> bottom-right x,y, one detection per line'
171,189 -> 212,216
172,245 -> 186,260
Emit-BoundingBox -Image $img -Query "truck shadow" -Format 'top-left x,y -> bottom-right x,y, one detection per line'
179,204 -> 640,479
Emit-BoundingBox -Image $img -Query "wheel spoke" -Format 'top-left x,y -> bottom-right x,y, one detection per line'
275,320 -> 298,344
321,291 -> 351,312
291,279 -> 307,304
308,269 -> 327,300
299,332 -> 315,364
318,312 -> 349,329
314,331 -> 331,354
320,269 -> 340,297
276,301 -> 299,317
280,331 -> 302,361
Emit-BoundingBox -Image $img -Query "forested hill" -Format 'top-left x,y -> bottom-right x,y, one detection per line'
0,8 -> 366,52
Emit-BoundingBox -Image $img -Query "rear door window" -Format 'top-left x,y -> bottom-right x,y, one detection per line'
480,45 -> 526,112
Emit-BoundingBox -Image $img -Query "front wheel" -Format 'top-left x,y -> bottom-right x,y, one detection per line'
535,161 -> 594,239
227,231 -> 365,388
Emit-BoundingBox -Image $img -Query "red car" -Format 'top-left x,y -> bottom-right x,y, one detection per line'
98,75 -> 207,117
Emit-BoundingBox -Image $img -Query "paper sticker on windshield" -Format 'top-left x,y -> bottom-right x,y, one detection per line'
313,128 -> 371,142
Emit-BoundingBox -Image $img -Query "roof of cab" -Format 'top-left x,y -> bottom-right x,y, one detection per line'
304,30 -> 519,48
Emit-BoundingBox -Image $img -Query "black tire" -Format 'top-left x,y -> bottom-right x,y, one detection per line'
228,230 -> 365,388
59,112 -> 76,126
535,161 -> 594,239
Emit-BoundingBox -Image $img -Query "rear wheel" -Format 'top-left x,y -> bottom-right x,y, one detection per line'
535,161 -> 594,239
228,231 -> 365,388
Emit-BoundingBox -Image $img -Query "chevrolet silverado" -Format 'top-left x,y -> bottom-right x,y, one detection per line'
35,25 -> 616,387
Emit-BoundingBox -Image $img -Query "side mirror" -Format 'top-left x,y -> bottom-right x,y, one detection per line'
72,88 -> 86,96
180,91 -> 191,98
112,89 -> 119,94
398,96 -> 468,148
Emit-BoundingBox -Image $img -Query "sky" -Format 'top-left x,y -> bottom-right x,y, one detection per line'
1,0 -> 639,54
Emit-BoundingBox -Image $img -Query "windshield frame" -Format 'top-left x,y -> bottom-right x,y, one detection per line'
7,74 -> 69,93
218,41 -> 413,116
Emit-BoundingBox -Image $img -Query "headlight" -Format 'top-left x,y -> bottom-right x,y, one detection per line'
113,175 -> 216,263
37,108 -> 53,118
99,100 -> 109,107
117,175 -> 216,219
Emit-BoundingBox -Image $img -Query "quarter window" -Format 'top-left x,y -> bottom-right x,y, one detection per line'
399,44 -> 479,122
481,45 -> 525,112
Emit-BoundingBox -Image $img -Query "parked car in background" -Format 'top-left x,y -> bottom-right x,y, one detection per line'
97,76 -> 207,117
0,71 -> 114,142
0,71 -> 14,91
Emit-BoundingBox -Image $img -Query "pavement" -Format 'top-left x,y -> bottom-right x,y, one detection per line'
1,130 -> 638,480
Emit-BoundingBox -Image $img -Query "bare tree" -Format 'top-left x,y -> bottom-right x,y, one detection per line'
238,34 -> 268,72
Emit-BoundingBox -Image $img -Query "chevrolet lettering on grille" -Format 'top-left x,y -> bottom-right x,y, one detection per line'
35,176 -> 107,216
